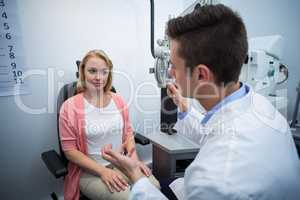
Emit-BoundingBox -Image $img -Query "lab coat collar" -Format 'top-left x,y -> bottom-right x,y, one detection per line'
202,84 -> 289,137
204,84 -> 253,127
201,83 -> 249,125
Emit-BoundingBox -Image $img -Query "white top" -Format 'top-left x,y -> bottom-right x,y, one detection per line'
84,98 -> 123,166
129,86 -> 300,200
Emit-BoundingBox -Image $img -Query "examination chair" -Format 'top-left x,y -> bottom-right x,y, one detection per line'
41,61 -> 150,200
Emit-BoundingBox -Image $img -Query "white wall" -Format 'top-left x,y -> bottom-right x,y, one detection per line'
0,0 -> 185,199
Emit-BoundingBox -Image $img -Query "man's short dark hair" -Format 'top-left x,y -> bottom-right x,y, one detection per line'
167,4 -> 248,86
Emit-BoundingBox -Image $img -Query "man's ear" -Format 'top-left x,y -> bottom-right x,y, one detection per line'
195,64 -> 212,81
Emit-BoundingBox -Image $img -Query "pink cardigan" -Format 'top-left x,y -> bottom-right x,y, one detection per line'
59,92 -> 133,200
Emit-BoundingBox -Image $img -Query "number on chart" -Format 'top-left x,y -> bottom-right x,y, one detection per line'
2,12 -> 7,19
14,78 -> 24,84
5,32 -> 11,39
11,62 -> 16,69
8,45 -> 13,52
9,52 -> 15,59
3,22 -> 9,30
13,70 -> 22,78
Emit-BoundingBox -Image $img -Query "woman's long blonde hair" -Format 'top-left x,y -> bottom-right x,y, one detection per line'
76,49 -> 113,93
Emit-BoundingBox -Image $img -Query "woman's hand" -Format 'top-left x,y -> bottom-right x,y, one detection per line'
167,83 -> 188,112
99,167 -> 129,193
101,144 -> 144,183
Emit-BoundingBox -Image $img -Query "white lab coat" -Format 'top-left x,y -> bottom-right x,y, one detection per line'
130,87 -> 300,200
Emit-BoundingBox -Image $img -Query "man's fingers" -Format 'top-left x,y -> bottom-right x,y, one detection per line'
167,84 -> 180,100
167,87 -> 171,96
103,149 -> 124,165
106,149 -> 120,159
101,144 -> 112,155
167,83 -> 177,94
103,144 -> 112,150
102,150 -> 118,164
166,85 -> 174,97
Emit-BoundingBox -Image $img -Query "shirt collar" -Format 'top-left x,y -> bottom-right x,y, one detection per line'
201,82 -> 249,125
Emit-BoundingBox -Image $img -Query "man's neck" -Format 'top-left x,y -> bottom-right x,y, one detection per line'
200,82 -> 241,111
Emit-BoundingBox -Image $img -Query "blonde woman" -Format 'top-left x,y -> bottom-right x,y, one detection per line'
59,50 -> 160,200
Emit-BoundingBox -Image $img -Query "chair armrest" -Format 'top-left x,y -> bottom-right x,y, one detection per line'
134,132 -> 150,145
41,150 -> 68,178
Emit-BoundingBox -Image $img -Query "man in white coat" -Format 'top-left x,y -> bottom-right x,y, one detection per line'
102,4 -> 300,200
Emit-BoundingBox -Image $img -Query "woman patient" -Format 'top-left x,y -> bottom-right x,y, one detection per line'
59,49 -> 160,200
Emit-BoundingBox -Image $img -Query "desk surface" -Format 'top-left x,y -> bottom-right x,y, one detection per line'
143,132 -> 200,154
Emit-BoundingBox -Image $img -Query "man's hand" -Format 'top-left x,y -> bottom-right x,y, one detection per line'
101,144 -> 145,183
113,138 -> 151,177
167,83 -> 188,112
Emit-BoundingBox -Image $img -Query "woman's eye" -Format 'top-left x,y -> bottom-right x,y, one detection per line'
102,70 -> 109,75
88,69 -> 97,74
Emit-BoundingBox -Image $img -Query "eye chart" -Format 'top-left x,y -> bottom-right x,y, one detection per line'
0,0 -> 28,96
